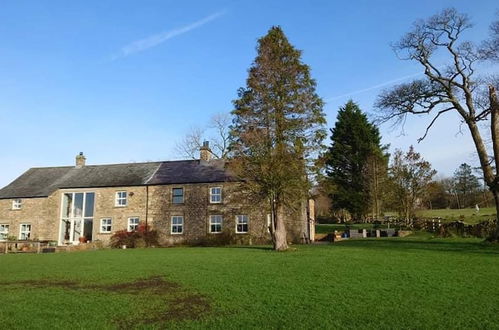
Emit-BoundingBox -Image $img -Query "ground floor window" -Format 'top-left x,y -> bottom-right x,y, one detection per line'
128,217 -> 140,232
0,224 -> 9,240
59,192 -> 95,244
19,224 -> 31,240
101,218 -> 112,233
209,215 -> 222,233
171,216 -> 183,234
236,215 -> 249,233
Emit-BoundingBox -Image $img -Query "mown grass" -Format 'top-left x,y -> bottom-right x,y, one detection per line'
0,238 -> 498,329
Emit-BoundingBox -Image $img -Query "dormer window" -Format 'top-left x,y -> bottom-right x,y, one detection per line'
115,191 -> 127,207
12,199 -> 22,210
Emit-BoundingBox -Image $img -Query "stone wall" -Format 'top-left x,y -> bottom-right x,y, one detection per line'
0,182 -> 308,246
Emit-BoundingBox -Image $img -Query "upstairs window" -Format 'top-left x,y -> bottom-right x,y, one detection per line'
172,188 -> 184,204
209,187 -> 222,204
128,217 -> 139,232
100,218 -> 112,233
115,191 -> 127,207
209,215 -> 223,233
12,199 -> 22,210
0,224 -> 9,241
236,215 -> 249,234
19,224 -> 31,240
171,216 -> 183,234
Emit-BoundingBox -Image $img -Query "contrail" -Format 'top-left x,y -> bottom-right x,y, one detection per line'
112,10 -> 226,60
325,71 -> 424,102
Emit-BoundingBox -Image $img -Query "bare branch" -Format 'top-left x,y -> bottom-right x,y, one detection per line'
417,107 -> 454,142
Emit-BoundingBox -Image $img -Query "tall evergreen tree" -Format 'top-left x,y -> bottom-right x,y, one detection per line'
325,101 -> 386,220
453,163 -> 481,208
230,26 -> 326,251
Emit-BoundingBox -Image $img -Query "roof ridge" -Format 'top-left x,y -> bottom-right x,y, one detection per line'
28,159 -> 200,170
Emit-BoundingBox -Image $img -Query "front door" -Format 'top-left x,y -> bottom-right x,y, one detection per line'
59,192 -> 95,245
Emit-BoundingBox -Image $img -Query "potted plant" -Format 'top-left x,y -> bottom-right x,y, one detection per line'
78,236 -> 87,244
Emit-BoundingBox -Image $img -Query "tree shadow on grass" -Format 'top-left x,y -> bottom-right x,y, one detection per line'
335,238 -> 499,255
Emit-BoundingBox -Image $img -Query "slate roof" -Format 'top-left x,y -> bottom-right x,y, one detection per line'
0,160 -> 235,199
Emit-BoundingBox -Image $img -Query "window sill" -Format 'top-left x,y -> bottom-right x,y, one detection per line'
171,232 -> 183,235
99,232 -> 112,235
235,232 -> 249,235
114,205 -> 128,208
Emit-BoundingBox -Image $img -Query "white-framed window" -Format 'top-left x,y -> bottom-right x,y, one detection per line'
209,187 -> 222,203
0,224 -> 9,241
12,199 -> 22,210
115,191 -> 127,207
172,188 -> 184,204
19,224 -> 31,240
171,216 -> 183,234
100,218 -> 112,233
209,215 -> 223,233
236,215 -> 249,234
128,217 -> 139,232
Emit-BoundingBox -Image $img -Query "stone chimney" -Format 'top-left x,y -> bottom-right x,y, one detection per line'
75,152 -> 86,168
200,141 -> 212,162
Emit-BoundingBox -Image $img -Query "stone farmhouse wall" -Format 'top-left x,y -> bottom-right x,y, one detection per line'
0,182 -> 307,246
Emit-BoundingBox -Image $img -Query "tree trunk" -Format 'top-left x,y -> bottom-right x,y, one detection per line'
489,85 -> 499,241
491,189 -> 499,241
272,204 -> 288,251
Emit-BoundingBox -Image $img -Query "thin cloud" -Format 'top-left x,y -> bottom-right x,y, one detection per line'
113,10 -> 226,60
325,71 -> 424,102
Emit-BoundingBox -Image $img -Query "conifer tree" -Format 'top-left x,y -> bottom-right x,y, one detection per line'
230,26 -> 326,251
326,101 -> 386,221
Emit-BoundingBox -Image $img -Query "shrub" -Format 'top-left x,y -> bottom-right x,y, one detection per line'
109,223 -> 159,248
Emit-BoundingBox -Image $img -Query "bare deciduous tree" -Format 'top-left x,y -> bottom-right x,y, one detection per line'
174,127 -> 205,160
174,113 -> 231,159
375,8 -> 499,240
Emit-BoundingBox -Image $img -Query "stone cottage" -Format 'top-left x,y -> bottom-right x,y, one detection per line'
0,145 -> 312,246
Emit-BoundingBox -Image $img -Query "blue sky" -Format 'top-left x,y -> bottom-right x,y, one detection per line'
1,0 -> 498,187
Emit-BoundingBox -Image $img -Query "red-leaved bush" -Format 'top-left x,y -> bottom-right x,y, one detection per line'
110,223 -> 159,248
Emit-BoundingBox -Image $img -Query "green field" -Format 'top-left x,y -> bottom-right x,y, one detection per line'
1,237 -> 498,329
414,207 -> 497,224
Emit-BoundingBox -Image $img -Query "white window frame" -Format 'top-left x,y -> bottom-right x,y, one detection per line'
128,217 -> 140,232
0,224 -> 9,241
209,187 -> 222,204
115,191 -> 128,207
19,223 -> 31,240
172,188 -> 184,204
171,216 -> 184,234
12,199 -> 22,210
236,215 -> 249,234
209,215 -> 223,233
100,218 -> 112,233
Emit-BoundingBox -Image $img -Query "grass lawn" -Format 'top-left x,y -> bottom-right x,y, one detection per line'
1,237 -> 498,329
